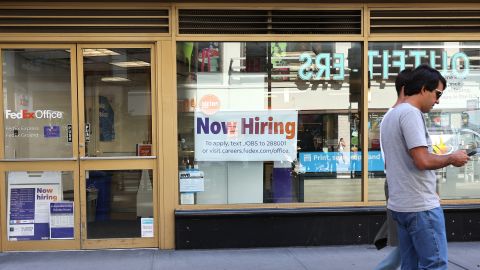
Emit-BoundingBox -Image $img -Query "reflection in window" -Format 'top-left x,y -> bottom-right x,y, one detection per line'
368,41 -> 480,201
6,171 -> 74,241
83,48 -> 152,157
177,42 -> 363,204
2,49 -> 72,159
86,169 -> 153,239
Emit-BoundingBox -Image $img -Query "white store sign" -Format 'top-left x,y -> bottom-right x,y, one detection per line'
194,110 -> 298,161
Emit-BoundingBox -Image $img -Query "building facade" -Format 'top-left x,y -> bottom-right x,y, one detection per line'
1,1 -> 480,251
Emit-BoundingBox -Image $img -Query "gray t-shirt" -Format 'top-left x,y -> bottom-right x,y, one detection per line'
380,102 -> 440,212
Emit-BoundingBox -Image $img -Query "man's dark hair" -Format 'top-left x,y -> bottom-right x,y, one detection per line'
404,64 -> 447,96
395,68 -> 412,97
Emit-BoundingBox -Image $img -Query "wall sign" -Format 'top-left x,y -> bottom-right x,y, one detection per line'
195,110 -> 298,161
4,109 -> 63,119
141,218 -> 154,238
44,125 -> 60,138
67,124 -> 72,142
85,123 -> 91,142
368,50 -> 469,79
179,170 -> 205,192
7,172 -> 62,241
5,126 -> 40,138
298,50 -> 470,81
49,202 -> 74,240
299,151 -> 384,173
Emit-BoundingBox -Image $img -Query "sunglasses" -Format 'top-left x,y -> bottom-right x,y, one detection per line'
434,89 -> 444,99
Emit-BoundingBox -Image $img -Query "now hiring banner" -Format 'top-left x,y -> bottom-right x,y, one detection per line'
194,110 -> 298,162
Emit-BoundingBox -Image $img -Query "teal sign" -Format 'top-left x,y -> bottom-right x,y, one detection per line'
298,52 -> 345,80
298,50 -> 470,81
299,151 -> 384,173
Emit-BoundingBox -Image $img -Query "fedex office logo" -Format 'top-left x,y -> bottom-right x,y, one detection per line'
5,110 -> 63,119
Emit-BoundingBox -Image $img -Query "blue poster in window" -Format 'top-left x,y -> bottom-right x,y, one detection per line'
50,202 -> 74,240
99,95 -> 115,141
299,151 -> 384,173
368,151 -> 385,171
7,172 -> 63,241
10,188 -> 35,221
9,188 -> 36,240
44,125 -> 60,138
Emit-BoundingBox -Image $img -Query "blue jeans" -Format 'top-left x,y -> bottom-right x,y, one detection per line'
391,207 -> 448,270
374,247 -> 401,270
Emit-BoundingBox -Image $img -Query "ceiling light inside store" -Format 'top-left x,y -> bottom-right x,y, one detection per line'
110,61 -> 151,68
83,49 -> 120,57
101,77 -> 130,82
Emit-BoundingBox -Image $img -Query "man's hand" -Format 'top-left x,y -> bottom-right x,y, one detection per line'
448,150 -> 470,167
410,147 -> 470,170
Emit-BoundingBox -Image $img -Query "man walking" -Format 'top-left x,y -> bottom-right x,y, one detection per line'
380,64 -> 469,270
374,68 -> 412,270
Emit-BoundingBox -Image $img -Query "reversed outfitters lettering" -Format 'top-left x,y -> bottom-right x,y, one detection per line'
368,50 -> 469,79
197,116 -> 296,139
5,110 -> 63,119
298,50 -> 470,81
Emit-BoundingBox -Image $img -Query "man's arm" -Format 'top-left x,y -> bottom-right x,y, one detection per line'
409,147 -> 469,170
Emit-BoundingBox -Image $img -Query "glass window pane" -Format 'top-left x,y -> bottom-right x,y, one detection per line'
177,42 -> 362,204
86,169 -> 153,239
368,41 -> 480,200
83,48 -> 152,157
3,49 -> 72,159
5,171 -> 74,241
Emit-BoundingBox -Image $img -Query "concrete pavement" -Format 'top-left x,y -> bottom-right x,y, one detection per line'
0,242 -> 479,270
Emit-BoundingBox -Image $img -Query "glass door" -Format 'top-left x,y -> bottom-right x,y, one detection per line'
0,45 -> 80,251
1,44 -> 159,251
77,45 -> 158,249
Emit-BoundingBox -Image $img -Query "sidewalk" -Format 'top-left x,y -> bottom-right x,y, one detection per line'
0,242 -> 478,270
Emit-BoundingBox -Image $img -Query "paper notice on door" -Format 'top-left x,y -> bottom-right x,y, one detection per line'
141,218 -> 154,238
49,202 -> 74,240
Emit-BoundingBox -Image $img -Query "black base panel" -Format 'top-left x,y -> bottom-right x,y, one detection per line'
175,205 -> 480,249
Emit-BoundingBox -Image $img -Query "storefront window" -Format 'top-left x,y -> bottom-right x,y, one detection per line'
177,42 -> 362,204
3,49 -> 72,159
368,41 -> 480,200
83,48 -> 152,157
86,169 -> 153,239
5,171 -> 74,241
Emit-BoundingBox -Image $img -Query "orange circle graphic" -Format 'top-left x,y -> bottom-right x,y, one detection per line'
199,94 -> 221,115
